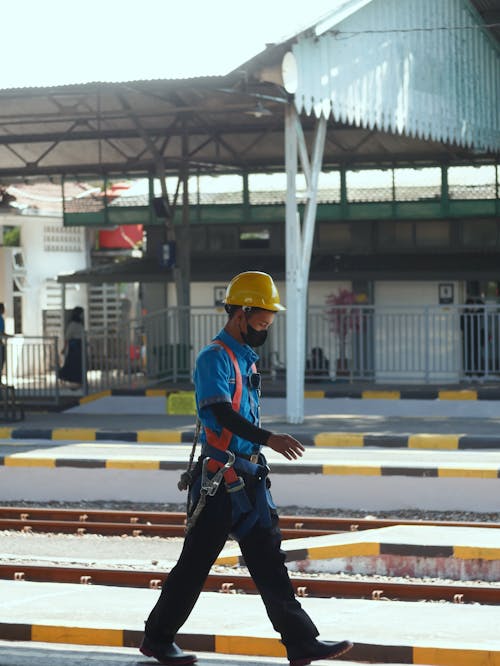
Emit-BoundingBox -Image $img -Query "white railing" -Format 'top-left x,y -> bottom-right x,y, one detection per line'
4,336 -> 60,399
84,304 -> 500,388
4,304 -> 500,400
306,304 -> 500,383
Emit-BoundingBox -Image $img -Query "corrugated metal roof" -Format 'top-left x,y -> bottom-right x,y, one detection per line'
289,0 -> 500,152
0,74 -> 227,94
0,0 -> 497,182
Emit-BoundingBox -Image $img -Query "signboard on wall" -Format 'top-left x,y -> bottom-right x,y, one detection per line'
439,283 -> 454,304
214,286 -> 226,307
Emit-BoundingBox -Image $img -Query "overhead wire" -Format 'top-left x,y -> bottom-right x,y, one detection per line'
332,23 -> 500,39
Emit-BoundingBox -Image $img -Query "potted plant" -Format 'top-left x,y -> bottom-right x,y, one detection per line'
325,288 -> 360,378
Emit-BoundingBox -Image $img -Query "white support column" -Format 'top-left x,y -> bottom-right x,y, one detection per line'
285,103 -> 304,424
284,103 -> 327,425
300,115 -> 327,279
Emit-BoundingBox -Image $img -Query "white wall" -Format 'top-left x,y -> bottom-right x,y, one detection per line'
374,281 -> 461,383
375,281 -> 460,307
0,215 -> 88,336
307,281 -> 351,307
21,217 -> 88,335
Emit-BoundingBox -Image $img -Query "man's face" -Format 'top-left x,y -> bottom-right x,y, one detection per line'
246,309 -> 275,331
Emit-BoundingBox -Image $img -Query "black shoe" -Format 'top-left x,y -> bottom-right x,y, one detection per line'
286,638 -> 353,666
139,635 -> 197,665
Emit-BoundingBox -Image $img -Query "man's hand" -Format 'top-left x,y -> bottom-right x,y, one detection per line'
266,433 -> 305,460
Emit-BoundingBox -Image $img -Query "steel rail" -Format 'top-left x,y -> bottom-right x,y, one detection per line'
0,563 -> 498,605
0,507 -> 498,538
0,518 -> 332,539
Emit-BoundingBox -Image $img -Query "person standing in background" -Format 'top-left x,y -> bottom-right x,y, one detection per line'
58,306 -> 85,388
0,303 -> 8,384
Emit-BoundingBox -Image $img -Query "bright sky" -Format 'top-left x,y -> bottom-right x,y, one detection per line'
1,0 -> 337,89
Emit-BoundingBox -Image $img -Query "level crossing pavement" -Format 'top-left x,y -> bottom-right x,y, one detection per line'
0,642 -> 424,666
0,580 -> 498,665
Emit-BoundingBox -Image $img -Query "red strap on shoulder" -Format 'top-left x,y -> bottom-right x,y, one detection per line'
204,339 -> 243,480
215,340 -> 242,412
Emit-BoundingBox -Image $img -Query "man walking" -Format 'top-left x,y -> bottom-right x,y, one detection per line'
141,271 -> 353,666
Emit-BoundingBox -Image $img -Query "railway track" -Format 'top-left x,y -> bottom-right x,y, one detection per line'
2,507 -> 499,606
0,562 -> 498,605
1,506 -> 499,539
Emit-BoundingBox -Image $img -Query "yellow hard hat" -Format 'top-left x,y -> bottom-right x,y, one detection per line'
224,271 -> 285,311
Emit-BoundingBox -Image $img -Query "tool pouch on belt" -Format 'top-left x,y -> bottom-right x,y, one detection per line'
225,451 -> 274,541
229,466 -> 273,541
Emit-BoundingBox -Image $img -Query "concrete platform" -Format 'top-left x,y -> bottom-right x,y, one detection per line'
64,394 -> 500,420
217,525 -> 500,581
7,393 -> 500,449
1,441 -> 500,511
76,384 -> 500,401
0,580 -> 498,665
0,641 -> 432,665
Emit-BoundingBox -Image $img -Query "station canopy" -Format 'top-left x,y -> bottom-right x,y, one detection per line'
0,0 -> 498,186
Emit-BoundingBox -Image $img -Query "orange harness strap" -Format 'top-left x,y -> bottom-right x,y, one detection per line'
204,339 -> 256,481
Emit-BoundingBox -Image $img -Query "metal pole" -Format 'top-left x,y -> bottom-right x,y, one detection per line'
285,105 -> 327,424
424,307 -> 430,383
285,103 -> 304,424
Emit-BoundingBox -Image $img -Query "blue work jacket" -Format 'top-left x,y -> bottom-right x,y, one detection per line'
194,328 -> 261,457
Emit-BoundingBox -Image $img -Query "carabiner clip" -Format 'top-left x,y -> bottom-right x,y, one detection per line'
201,450 -> 236,497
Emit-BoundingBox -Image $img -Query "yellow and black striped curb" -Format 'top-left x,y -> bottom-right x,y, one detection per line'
0,427 -> 191,443
3,427 -> 500,450
308,388 -> 500,400
0,455 -> 499,478
216,541 -> 500,567
313,433 -> 500,450
0,623 -> 498,665
80,387 -> 500,402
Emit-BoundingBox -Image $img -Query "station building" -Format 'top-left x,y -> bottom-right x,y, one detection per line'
0,0 -> 498,404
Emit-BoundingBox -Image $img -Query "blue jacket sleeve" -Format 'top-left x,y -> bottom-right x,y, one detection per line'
194,344 -> 233,409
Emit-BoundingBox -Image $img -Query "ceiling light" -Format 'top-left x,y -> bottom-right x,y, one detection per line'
245,101 -> 273,118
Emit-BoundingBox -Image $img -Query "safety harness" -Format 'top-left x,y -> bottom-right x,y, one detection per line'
204,339 -> 256,475
182,339 -> 273,540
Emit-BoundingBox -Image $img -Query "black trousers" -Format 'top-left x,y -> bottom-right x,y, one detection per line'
145,480 -> 318,647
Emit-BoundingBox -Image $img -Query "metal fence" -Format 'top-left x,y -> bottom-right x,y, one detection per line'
3,304 -> 500,401
307,304 -> 500,383
85,304 -> 500,388
4,336 -> 60,400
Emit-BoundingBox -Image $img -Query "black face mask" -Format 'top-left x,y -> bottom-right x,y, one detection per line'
242,323 -> 268,348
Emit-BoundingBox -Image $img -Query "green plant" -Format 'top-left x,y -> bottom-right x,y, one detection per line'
3,226 -> 21,246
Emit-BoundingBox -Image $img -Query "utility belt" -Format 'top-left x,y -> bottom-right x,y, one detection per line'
237,452 -> 260,464
186,447 -> 275,541
204,445 -> 265,470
